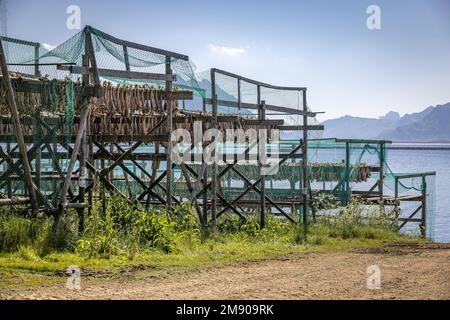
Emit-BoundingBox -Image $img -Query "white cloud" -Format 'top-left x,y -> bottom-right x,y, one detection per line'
208,44 -> 245,56
42,43 -> 56,51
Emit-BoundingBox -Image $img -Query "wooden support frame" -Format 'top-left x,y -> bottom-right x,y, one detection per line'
0,31 -> 326,238
393,172 -> 435,237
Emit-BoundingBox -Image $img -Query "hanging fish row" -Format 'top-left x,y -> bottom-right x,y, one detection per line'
0,77 -> 78,116
182,162 -> 373,184
1,78 -> 272,138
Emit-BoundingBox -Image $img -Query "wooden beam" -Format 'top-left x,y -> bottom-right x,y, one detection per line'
242,119 -> 284,126
0,197 -> 31,206
57,65 -> 177,82
204,98 -> 316,116
395,172 -> 437,180
89,26 -> 189,61
211,69 -> 218,226
180,163 -> 204,224
279,125 -> 324,131
123,45 -> 131,72
57,102 -> 90,209
302,90 -> 309,236
227,166 -> 295,223
84,30 -> 102,97
166,56 -> 173,209
0,36 -> 40,47
91,134 -> 169,143
398,205 -> 423,231
212,68 -> 306,91
259,100 -> 266,228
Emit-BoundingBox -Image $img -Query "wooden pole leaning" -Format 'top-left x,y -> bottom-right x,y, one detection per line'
0,39 -> 39,213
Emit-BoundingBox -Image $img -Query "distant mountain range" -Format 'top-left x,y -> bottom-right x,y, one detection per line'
321,102 -> 450,142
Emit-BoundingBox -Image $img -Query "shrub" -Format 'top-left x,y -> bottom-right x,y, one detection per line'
133,210 -> 175,253
311,191 -> 338,212
314,199 -> 397,240
0,212 -> 48,252
166,202 -> 200,232
216,214 -> 244,233
75,194 -> 178,258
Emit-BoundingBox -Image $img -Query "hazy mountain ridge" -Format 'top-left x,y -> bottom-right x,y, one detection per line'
322,103 -> 450,142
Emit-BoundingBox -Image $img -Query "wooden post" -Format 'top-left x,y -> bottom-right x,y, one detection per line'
421,175 -> 427,238
237,78 -> 241,111
211,68 -> 217,225
78,119 -> 87,233
301,89 -> 308,238
87,128 -> 94,217
123,45 -> 130,72
6,142 -> 12,199
77,54 -> 89,232
259,99 -> 266,228
202,97 -> 206,112
101,142 -> 106,216
0,39 -> 38,212
51,139 -> 58,206
34,113 -> 42,202
166,56 -> 173,208
345,141 -> 350,206
34,44 -> 40,77
109,143 -> 114,185
379,142 -> 385,210
394,176 -> 399,218
202,164 -> 208,226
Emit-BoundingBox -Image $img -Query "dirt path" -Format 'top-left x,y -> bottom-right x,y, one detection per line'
1,243 -> 449,300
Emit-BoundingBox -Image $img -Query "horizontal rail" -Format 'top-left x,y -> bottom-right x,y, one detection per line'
9,62 -> 75,67
0,36 -> 39,48
183,153 -> 303,161
57,65 -> 177,82
92,134 -> 169,143
174,115 -> 284,126
0,197 -> 31,205
213,68 -> 306,91
8,79 -> 193,100
398,218 -> 422,223
204,98 -> 316,116
279,125 -> 325,131
334,138 -> 392,144
395,172 -> 436,179
65,203 -> 90,209
88,26 -> 189,61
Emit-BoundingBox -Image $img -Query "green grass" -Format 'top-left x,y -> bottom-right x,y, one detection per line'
0,199 -> 427,288
0,227 -> 421,278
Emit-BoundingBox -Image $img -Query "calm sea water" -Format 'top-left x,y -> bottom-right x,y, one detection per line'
387,145 -> 450,243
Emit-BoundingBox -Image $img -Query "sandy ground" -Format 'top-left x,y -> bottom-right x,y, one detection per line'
1,243 -> 449,300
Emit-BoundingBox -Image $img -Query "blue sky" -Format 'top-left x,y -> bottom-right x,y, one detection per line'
3,0 -> 450,120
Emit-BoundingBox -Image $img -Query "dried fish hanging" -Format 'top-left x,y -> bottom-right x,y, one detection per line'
88,83 -> 172,136
184,162 -> 372,185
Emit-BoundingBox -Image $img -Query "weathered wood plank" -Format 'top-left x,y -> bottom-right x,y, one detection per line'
204,98 -> 316,116
57,65 -> 177,82
279,125 -> 324,131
